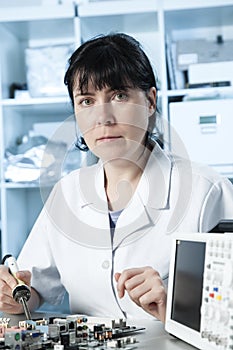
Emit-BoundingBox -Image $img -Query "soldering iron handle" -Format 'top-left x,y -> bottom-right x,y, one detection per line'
3,255 -> 25,286
6,255 -> 19,274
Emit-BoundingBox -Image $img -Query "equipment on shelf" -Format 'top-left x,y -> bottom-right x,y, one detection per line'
169,98 -> 233,178
188,61 -> 233,87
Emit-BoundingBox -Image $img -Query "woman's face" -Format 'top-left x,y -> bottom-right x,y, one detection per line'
73,82 -> 156,162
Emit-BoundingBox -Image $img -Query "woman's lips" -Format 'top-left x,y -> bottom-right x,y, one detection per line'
97,136 -> 122,143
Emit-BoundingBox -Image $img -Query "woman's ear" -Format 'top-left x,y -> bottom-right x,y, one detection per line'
147,87 -> 156,115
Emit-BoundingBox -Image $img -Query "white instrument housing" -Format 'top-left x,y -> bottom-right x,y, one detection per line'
166,232 -> 233,350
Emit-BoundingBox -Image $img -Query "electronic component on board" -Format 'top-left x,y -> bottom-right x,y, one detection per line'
1,316 -> 144,350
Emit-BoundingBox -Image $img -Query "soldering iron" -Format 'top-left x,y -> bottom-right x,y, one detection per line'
1,254 -> 32,320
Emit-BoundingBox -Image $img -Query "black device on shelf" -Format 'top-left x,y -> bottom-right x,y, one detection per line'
208,219 -> 233,233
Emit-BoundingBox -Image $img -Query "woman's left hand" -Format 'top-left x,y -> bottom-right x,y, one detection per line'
115,266 -> 167,323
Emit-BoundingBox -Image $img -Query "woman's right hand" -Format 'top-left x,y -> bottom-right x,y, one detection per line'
0,265 -> 31,314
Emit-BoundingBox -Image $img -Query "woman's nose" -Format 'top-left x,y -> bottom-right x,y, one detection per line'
96,103 -> 115,126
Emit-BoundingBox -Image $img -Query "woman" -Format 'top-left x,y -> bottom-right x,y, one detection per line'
0,33 -> 233,323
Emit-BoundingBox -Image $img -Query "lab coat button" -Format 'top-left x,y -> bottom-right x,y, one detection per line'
102,260 -> 110,269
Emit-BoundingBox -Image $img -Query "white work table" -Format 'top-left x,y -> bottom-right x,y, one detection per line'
132,318 -> 198,349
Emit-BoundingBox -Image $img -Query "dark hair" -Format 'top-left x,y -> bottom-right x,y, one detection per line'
64,32 -> 162,151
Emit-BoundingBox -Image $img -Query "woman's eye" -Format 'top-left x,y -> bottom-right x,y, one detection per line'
115,92 -> 128,101
81,98 -> 93,106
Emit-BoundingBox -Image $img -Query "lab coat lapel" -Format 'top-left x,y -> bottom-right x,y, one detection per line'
48,163 -> 112,249
112,144 -> 173,249
77,161 -> 154,250
112,195 -> 157,250
78,160 -> 108,213
69,162 -> 112,248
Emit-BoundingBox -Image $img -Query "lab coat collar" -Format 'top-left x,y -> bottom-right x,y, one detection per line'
78,143 -> 173,212
137,142 -> 173,210
75,144 -> 174,249
112,144 -> 173,248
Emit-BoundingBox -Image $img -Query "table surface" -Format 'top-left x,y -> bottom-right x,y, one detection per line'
0,312 -> 198,350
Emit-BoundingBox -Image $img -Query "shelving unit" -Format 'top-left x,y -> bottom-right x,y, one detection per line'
163,1 -> 233,180
0,0 -> 233,258
0,3 -> 76,258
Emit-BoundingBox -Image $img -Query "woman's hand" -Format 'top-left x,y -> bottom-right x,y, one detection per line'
115,266 -> 167,323
0,265 -> 32,314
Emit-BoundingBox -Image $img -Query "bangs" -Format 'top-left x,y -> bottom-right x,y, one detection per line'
64,33 -> 157,104
73,46 -> 138,93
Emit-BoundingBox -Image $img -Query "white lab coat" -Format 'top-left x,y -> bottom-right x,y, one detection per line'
18,144 -> 233,319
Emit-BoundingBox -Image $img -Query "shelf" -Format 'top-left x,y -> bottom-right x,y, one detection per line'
1,182 -> 40,189
78,0 -> 159,17
1,96 -> 71,107
166,86 -> 233,98
1,96 -> 70,105
1,181 -> 58,190
0,19 -> 75,44
165,5 -> 233,32
81,14 -> 159,39
163,0 -> 233,11
0,4 -> 75,47
1,97 -> 73,114
0,4 -> 74,22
